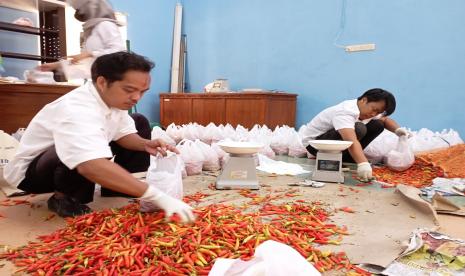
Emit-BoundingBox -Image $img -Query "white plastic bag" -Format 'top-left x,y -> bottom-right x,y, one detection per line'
288,132 -> 307,158
195,139 -> 220,171
209,240 -> 321,276
141,153 -> 183,212
364,130 -> 398,163
211,142 -> 229,169
439,129 -> 463,145
201,123 -> 223,145
249,125 -> 274,159
409,128 -> 450,153
385,136 -> 415,171
0,130 -> 27,196
11,128 -> 26,142
176,139 -> 205,175
259,144 -> 275,159
235,125 -> 249,141
183,123 -> 202,141
270,126 -> 290,155
166,123 -> 183,143
151,126 -> 176,146
222,124 -> 236,140
24,69 -> 55,84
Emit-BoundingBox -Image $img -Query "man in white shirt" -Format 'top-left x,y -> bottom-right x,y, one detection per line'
301,88 -> 409,182
4,52 -> 194,222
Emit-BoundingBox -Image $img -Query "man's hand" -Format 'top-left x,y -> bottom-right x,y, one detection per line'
357,162 -> 375,182
395,128 -> 410,137
141,186 -> 195,223
144,138 -> 179,156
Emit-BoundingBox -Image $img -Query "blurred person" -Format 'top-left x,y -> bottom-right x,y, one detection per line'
38,0 -> 126,73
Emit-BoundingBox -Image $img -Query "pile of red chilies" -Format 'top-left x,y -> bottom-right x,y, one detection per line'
1,202 -> 369,275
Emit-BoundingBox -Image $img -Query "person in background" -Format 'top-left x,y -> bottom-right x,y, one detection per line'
40,0 -> 146,198
301,88 -> 409,182
39,0 -> 126,72
3,52 -> 195,222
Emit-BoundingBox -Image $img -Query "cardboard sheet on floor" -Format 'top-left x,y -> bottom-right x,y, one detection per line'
318,184 -> 439,268
183,174 -> 440,268
0,173 -> 440,274
432,193 -> 465,216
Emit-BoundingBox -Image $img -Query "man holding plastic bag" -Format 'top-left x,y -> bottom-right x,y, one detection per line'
3,52 -> 194,222
302,88 -> 410,182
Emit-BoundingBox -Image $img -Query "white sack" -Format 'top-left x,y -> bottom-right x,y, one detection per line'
209,240 -> 321,276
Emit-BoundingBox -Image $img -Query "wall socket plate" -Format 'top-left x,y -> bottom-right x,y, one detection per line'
345,43 -> 376,52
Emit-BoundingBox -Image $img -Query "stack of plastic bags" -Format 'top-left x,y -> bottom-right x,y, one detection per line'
365,128 -> 464,163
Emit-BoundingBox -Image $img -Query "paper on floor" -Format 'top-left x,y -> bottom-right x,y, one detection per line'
422,177 -> 465,199
383,229 -> 465,276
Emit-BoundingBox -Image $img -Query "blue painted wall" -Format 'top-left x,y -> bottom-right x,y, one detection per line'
111,0 -> 465,136
110,0 -> 178,121
0,7 -> 39,79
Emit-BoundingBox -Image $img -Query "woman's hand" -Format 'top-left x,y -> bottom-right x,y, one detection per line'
68,52 -> 93,64
36,62 -> 60,71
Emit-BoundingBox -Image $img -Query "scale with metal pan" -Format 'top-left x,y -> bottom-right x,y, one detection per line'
216,141 -> 263,190
308,140 -> 353,183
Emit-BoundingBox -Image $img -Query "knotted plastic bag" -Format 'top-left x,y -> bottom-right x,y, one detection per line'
385,136 -> 415,171
176,139 -> 205,175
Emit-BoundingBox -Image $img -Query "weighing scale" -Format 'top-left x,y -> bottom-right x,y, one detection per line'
216,141 -> 263,190
308,140 -> 353,183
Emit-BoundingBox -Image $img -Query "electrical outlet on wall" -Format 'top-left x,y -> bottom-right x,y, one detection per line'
345,43 -> 376,52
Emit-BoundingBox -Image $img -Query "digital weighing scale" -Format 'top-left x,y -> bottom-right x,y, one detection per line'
216,141 -> 263,190
308,140 -> 353,183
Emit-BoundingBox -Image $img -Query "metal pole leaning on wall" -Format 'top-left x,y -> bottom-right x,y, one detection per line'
170,3 -> 182,93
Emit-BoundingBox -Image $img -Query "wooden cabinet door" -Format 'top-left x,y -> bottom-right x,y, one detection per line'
0,84 -> 76,133
160,98 -> 192,127
192,98 -> 226,126
266,97 -> 296,127
225,98 -> 266,128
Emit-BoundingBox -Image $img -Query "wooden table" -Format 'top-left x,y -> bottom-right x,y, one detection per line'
0,83 -> 77,133
160,92 -> 297,128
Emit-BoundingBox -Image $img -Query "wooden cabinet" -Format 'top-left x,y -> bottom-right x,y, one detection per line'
159,92 -> 297,129
0,83 -> 77,133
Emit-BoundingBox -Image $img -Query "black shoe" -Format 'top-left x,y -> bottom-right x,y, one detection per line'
100,188 -> 133,198
47,195 -> 92,217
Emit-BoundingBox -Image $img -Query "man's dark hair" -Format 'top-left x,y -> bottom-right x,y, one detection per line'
357,88 -> 396,116
91,51 -> 155,84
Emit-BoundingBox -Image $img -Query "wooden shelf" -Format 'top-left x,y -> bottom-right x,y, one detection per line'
0,51 -> 58,62
0,21 -> 58,36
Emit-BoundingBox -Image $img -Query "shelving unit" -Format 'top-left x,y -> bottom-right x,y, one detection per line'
0,21 -> 58,35
0,51 -> 58,62
0,2 -> 66,64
